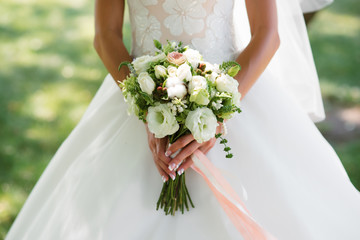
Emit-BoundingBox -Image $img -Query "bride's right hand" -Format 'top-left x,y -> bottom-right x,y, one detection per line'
145,125 -> 176,182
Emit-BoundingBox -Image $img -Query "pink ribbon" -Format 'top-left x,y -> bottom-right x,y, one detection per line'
191,150 -> 276,240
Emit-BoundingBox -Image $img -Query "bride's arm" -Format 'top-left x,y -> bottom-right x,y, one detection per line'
236,0 -> 280,98
94,0 -> 175,182
94,0 -> 132,83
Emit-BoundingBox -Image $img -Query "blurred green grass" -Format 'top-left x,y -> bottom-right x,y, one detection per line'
0,0 -> 359,238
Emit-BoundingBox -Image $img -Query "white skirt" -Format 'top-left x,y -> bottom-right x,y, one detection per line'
5,69 -> 360,239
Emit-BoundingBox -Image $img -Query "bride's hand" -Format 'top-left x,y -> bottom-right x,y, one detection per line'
166,124 -> 223,175
145,124 -> 176,182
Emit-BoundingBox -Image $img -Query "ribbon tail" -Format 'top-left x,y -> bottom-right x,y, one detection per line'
191,150 -> 276,240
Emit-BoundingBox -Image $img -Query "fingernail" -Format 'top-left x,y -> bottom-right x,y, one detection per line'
161,176 -> 167,182
165,150 -> 171,157
177,169 -> 184,175
169,173 -> 176,180
168,163 -> 176,171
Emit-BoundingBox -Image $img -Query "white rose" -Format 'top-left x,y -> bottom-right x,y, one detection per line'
138,72 -> 155,95
183,49 -> 202,69
188,76 -> 207,93
147,104 -> 179,138
167,66 -> 178,77
167,84 -> 187,99
232,91 -> 242,108
132,55 -> 152,73
185,108 -> 218,143
154,65 -> 167,79
215,74 -> 239,93
176,63 -> 192,82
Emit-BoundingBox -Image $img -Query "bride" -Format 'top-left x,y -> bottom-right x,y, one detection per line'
6,0 -> 360,239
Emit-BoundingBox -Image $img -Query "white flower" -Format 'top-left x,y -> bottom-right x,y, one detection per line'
208,72 -> 218,83
176,63 -> 192,82
167,65 -> 177,77
188,76 -> 207,93
166,76 -> 183,87
167,84 -> 187,99
124,94 -> 139,116
190,89 -> 210,105
163,0 -> 206,36
185,108 -> 218,143
215,74 -> 239,93
232,91 -> 242,108
138,72 -> 155,95
147,104 -> 180,138
132,55 -> 153,73
183,49 -> 202,69
154,65 -> 167,79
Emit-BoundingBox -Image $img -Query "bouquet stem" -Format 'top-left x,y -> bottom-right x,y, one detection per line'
156,173 -> 195,215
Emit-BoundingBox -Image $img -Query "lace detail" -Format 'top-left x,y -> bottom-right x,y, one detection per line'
127,0 -> 239,63
163,0 -> 206,36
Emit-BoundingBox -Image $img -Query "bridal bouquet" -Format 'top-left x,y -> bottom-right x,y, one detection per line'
119,40 -> 241,215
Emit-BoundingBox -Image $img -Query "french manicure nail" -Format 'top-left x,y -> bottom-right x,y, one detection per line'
165,150 -> 172,157
170,173 -> 176,180
168,163 -> 176,171
161,176 -> 167,182
178,169 -> 184,175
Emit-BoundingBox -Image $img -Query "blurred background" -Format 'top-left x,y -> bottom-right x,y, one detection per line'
0,0 -> 359,238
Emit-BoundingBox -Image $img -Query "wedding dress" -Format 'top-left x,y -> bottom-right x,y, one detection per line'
6,0 -> 360,239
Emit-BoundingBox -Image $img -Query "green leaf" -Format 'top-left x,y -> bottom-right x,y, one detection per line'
224,147 -> 231,151
215,133 -> 222,139
226,154 -> 233,158
220,139 -> 227,144
154,40 -> 162,50
118,61 -> 131,71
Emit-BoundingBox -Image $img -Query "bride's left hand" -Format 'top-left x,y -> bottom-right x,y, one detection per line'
166,124 -> 222,175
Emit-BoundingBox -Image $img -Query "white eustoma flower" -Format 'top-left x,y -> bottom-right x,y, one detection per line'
215,74 -> 239,93
188,76 -> 207,93
154,65 -> 167,79
163,0 -> 206,36
167,66 -> 178,77
147,104 -> 180,138
176,63 -> 192,82
183,49 -> 202,69
132,55 -> 153,73
138,72 -> 155,95
185,108 -> 218,143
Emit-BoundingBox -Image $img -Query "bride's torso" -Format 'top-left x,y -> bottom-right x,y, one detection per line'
127,0 -> 240,63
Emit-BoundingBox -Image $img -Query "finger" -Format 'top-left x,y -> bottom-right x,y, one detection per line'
154,156 -> 176,180
154,159 -> 169,182
168,140 -> 200,171
157,138 -> 172,165
165,134 -> 195,157
199,138 -> 216,155
177,157 -> 193,175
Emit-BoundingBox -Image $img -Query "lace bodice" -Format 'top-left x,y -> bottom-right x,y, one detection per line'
127,0 -> 239,64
